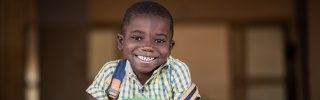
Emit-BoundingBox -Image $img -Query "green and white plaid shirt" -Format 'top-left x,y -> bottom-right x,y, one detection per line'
86,56 -> 193,100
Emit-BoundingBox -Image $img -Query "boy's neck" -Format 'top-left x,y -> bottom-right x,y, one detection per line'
135,72 -> 152,85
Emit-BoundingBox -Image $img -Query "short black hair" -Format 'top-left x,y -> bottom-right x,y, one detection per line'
120,1 -> 174,38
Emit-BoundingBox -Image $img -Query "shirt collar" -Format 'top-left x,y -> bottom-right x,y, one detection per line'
160,56 -> 172,68
125,60 -> 134,77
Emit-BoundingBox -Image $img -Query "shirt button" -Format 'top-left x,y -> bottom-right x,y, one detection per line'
141,87 -> 145,93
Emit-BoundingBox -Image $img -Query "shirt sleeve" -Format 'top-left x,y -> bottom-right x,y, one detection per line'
170,60 -> 193,100
86,61 -> 117,100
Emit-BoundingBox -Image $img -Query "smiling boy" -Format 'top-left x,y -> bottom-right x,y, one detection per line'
87,1 -> 199,100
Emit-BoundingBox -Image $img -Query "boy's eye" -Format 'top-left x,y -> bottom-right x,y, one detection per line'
131,36 -> 142,41
155,39 -> 165,43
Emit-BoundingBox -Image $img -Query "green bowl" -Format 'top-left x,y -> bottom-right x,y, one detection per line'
125,98 -> 159,100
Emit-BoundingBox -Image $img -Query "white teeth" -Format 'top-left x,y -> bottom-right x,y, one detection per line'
137,56 -> 154,61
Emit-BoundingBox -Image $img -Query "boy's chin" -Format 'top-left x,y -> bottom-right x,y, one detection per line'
134,63 -> 158,73
137,69 -> 155,75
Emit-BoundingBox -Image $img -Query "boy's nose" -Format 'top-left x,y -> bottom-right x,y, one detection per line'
140,39 -> 155,52
140,46 -> 155,52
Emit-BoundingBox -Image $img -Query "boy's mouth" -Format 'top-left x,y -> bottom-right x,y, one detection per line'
135,55 -> 157,62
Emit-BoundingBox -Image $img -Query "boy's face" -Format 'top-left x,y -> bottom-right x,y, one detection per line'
117,14 -> 174,75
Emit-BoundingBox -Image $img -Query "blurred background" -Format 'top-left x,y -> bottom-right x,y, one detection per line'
1,0 -> 319,100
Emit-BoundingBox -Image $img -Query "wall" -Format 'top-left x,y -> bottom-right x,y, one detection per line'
89,0 -> 294,24
172,22 -> 230,100
37,0 -> 88,99
308,0 -> 320,100
0,0 -> 31,99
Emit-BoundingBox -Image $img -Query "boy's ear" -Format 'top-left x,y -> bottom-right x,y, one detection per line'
169,40 -> 175,50
117,34 -> 124,51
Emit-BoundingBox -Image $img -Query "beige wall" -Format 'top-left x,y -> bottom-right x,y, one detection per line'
172,22 -> 230,99
87,28 -> 118,81
245,25 -> 286,100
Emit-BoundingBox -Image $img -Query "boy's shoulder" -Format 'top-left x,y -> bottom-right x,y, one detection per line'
166,56 -> 190,72
98,59 -> 122,75
168,56 -> 187,65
